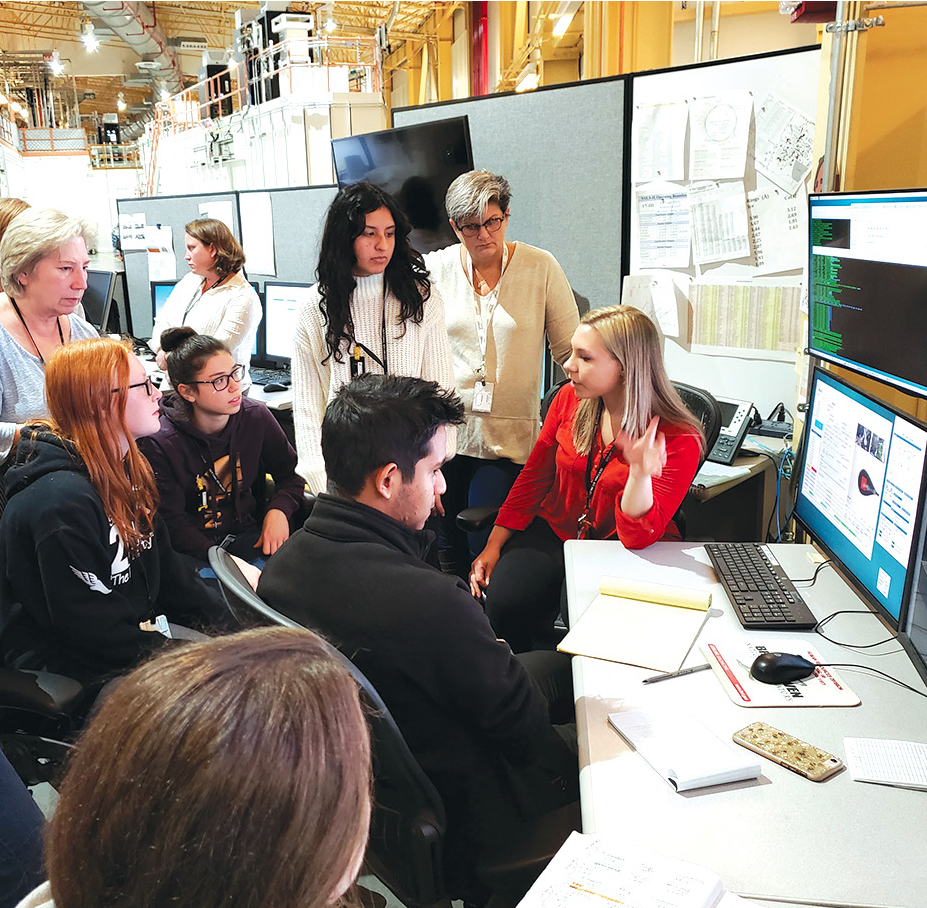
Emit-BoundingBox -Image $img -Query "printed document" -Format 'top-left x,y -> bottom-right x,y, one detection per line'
845,738 -> 927,790
753,93 -> 814,196
688,181 -> 750,265
636,182 -> 691,269
621,272 -> 680,338
746,188 -> 805,275
689,90 -> 752,181
690,282 -> 801,352
633,100 -> 688,183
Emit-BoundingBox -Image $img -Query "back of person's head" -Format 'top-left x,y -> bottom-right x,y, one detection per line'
573,305 -> 703,449
160,327 -> 229,417
317,182 -> 429,362
0,207 -> 94,298
45,337 -> 157,554
322,373 -> 464,497
46,627 -> 372,908
444,169 -> 512,223
184,217 -> 244,278
0,196 -> 29,247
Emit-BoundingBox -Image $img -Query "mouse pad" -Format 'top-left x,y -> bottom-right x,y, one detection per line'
700,639 -> 860,707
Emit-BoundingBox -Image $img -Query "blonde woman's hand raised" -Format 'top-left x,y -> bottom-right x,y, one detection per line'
617,416 -> 667,479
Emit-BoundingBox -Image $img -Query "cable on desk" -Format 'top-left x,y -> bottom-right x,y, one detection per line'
790,559 -> 833,585
814,609 -> 901,649
764,448 -> 794,543
815,663 -> 927,699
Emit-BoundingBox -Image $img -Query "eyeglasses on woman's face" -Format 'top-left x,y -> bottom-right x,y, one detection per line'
455,214 -> 508,237
188,363 -> 246,392
112,377 -> 157,397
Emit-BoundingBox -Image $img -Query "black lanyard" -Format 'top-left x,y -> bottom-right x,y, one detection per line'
10,297 -> 64,364
577,407 -> 618,539
350,307 -> 389,375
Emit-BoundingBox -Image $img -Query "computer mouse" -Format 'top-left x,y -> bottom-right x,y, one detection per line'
263,382 -> 288,392
750,652 -> 817,685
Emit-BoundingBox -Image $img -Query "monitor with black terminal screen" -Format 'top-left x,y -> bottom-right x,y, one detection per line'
794,366 -> 927,631
83,269 -> 116,332
261,282 -> 312,369
808,188 -> 927,398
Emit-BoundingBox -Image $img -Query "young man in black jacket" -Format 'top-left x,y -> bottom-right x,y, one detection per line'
258,374 -> 578,902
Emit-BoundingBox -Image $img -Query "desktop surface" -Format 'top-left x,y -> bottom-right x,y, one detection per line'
565,540 -> 927,908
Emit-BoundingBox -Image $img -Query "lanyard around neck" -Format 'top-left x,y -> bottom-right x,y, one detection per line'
464,242 -> 509,380
351,294 -> 389,374
578,404 -> 618,539
9,297 -> 64,365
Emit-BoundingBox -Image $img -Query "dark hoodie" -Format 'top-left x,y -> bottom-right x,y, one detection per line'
0,428 -> 229,683
137,394 -> 304,562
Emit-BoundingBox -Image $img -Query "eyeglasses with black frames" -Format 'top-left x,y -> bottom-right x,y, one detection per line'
455,214 -> 508,238
111,377 -> 157,397
187,364 -> 246,392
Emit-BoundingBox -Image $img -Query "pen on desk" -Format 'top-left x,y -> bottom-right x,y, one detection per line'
568,882 -> 624,903
641,663 -> 712,685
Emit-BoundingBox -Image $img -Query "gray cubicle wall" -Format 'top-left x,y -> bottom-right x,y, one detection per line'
237,184 -> 338,288
116,185 -> 338,339
116,191 -> 241,339
392,77 -> 628,313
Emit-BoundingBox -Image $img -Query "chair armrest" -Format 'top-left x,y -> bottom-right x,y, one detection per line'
456,505 -> 500,533
0,667 -> 86,719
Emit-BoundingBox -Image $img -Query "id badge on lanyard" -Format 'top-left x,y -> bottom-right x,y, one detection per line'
468,243 -> 508,414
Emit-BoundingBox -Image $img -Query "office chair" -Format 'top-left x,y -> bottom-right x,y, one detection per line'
207,545 -> 580,908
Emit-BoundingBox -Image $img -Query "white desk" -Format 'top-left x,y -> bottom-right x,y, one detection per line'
565,540 -> 927,908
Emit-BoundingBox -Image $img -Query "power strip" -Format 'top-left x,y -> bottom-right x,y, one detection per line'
756,420 -> 792,438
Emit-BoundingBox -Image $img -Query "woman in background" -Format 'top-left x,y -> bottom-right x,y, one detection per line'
471,306 -> 703,652
292,181 -> 454,491
424,170 -> 579,577
139,327 -> 304,565
15,627 -> 372,908
0,197 -> 29,242
0,208 -> 97,469
0,338 -> 230,684
149,218 -> 261,390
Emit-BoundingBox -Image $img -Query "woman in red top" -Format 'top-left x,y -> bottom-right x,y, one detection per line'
470,305 -> 704,652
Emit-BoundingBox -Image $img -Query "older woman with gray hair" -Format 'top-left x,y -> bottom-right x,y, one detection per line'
0,207 -> 97,468
424,169 -> 578,577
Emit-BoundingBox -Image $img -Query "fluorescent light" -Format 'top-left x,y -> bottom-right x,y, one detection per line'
159,82 -> 171,101
515,69 -> 539,93
117,92 -> 127,112
10,101 -> 22,114
324,16 -> 337,32
82,22 -> 100,52
553,13 -> 574,37
48,50 -> 64,75
0,94 -> 8,106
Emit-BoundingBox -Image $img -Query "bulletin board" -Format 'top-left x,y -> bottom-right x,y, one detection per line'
392,76 -> 628,315
626,45 -> 821,415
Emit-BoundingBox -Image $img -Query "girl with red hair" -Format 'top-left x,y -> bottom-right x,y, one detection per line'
0,337 -> 230,684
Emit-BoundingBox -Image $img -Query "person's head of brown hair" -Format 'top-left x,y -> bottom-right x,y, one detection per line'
46,627 -> 372,908
184,217 -> 244,278
44,336 -> 158,556
0,197 -> 29,247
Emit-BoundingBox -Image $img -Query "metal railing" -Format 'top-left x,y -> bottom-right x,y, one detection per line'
88,143 -> 141,169
157,35 -> 381,136
20,127 -> 87,155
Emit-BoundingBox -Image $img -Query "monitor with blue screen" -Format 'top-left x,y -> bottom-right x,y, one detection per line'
795,367 -> 927,629
262,282 -> 312,368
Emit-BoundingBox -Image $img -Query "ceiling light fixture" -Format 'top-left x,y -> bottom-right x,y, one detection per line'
48,50 -> 65,76
10,101 -> 23,115
158,81 -> 171,101
515,65 -> 539,93
324,16 -> 337,32
82,21 -> 100,52
552,13 -> 574,37
117,91 -> 127,112
0,93 -> 8,106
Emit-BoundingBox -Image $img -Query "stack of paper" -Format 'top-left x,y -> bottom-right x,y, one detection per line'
559,576 -> 712,672
845,738 -> 927,790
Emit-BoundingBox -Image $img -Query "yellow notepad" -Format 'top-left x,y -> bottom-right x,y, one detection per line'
558,576 -> 712,672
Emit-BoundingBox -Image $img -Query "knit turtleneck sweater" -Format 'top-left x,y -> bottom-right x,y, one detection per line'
292,272 -> 456,492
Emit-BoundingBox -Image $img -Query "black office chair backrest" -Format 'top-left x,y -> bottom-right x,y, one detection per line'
672,381 -> 723,461
206,545 -> 449,907
540,378 -> 570,422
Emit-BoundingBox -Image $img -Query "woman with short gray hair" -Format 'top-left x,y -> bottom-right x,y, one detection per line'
424,169 -> 579,577
0,207 -> 97,468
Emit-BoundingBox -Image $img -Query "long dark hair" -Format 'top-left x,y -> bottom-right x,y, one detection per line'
316,181 -> 430,363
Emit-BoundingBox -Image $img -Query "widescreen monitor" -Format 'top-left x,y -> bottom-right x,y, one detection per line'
795,367 -> 927,629
332,116 -> 473,253
808,189 -> 927,397
83,269 -> 116,332
149,280 -> 261,357
262,282 -> 312,368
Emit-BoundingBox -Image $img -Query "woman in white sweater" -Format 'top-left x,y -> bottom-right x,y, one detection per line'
293,182 -> 455,492
424,170 -> 579,577
149,218 -> 261,390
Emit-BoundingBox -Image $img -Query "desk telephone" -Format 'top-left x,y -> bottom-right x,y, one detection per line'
707,396 -> 754,465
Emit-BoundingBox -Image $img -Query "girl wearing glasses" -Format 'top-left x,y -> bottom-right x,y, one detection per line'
470,306 -> 703,653
423,170 -> 579,577
0,337 -> 231,684
292,181 -> 455,492
149,218 -> 261,391
138,328 -> 304,566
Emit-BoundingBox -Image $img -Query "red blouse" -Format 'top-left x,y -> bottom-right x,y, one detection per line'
495,384 -> 702,549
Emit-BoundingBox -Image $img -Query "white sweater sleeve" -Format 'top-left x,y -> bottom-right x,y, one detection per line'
292,292 -> 332,492
208,277 -> 262,355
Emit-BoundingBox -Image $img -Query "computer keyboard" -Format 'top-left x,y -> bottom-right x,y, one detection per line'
704,543 -> 818,630
249,366 -> 291,386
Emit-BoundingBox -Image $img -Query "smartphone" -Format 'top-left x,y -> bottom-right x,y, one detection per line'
732,721 -> 844,782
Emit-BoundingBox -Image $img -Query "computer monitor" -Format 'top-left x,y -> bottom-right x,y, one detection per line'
262,282 -> 312,368
794,367 -> 927,629
149,280 -> 261,358
331,116 -> 473,253
808,189 -> 927,397
83,269 -> 116,332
